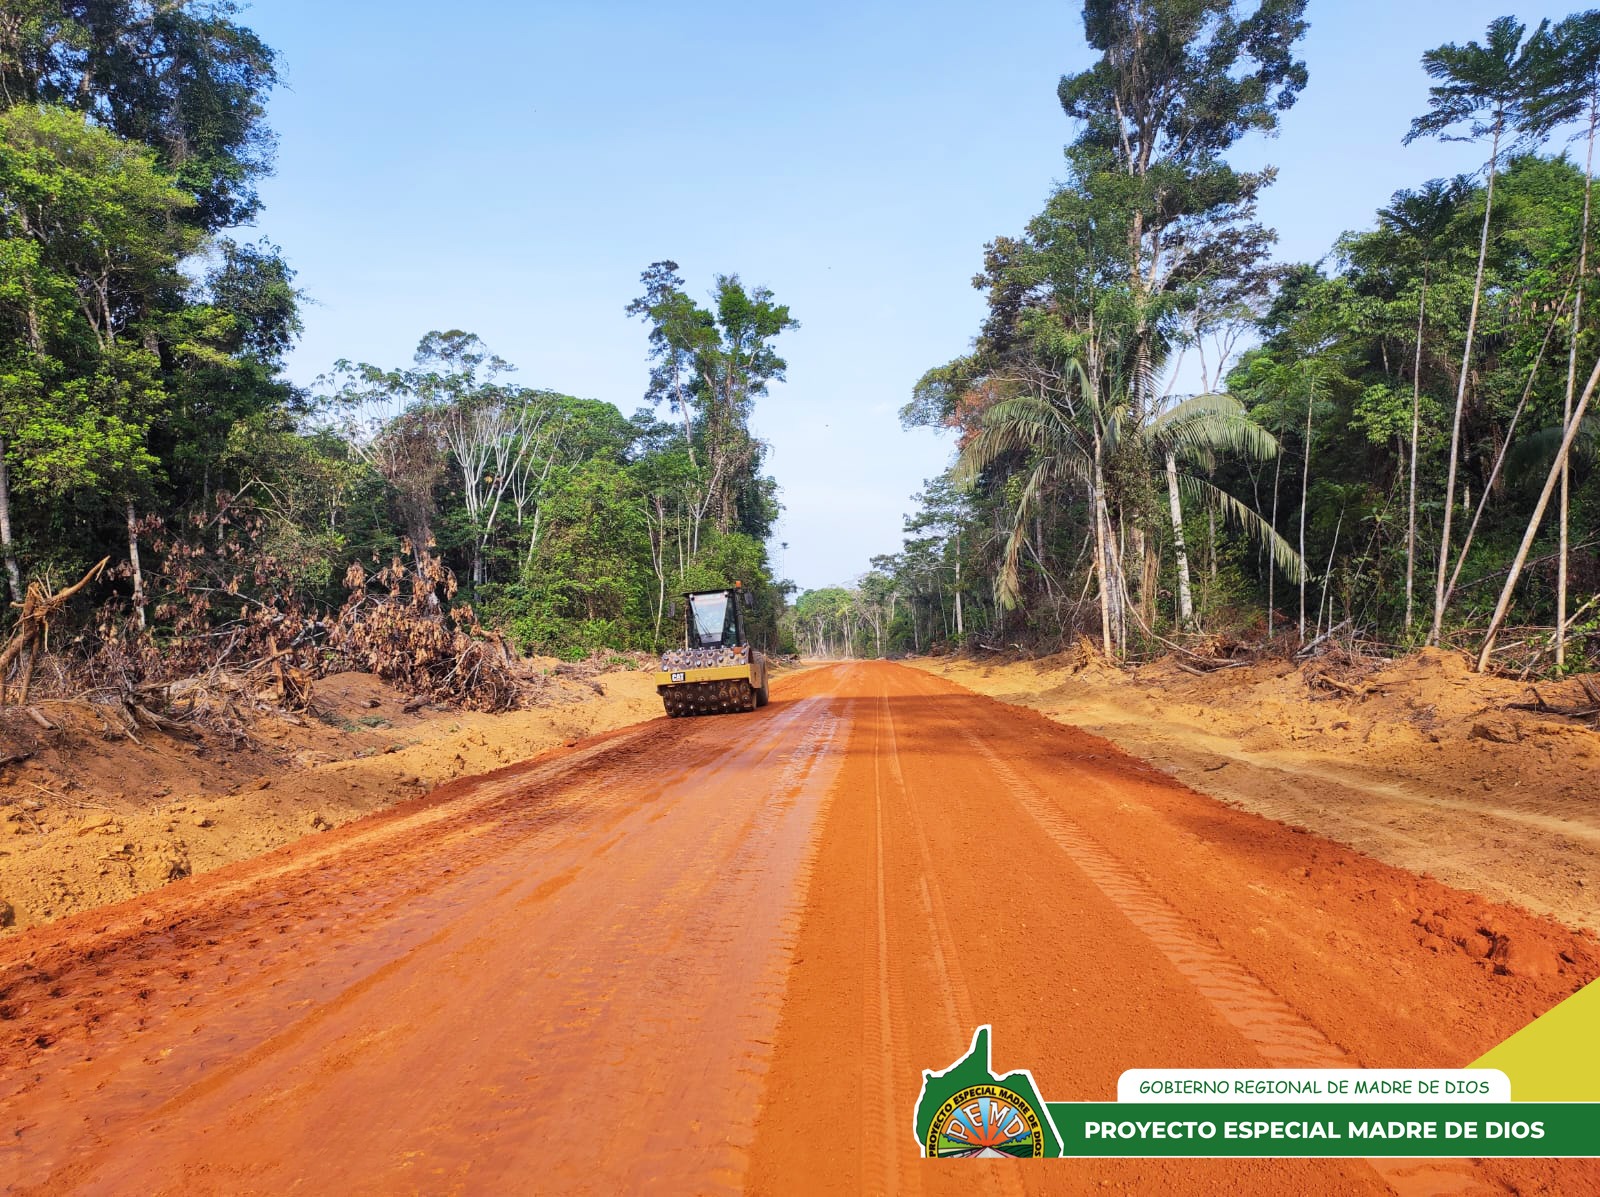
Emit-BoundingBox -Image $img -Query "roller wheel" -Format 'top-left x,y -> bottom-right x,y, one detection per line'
755,678 -> 770,707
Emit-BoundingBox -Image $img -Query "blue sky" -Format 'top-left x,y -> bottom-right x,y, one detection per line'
246,1 -> 1567,592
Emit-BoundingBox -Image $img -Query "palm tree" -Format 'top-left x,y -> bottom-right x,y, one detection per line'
1375,177 -> 1468,635
1405,15 -> 1547,647
1144,393 -> 1285,629
958,363 -> 1301,656
956,358 -> 1126,657
1525,11 -> 1600,667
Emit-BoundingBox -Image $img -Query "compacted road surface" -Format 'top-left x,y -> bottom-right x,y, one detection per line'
1,662 -> 1595,1195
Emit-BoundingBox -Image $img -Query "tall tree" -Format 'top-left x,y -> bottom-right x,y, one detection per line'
625,261 -> 716,463
1143,392 -> 1284,628
1374,177 -> 1467,634
0,104 -> 195,621
627,263 -> 796,542
1405,15 -> 1547,647
1058,0 -> 1308,420
1525,10 -> 1600,667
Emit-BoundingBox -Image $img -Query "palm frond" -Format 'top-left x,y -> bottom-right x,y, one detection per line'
1505,416 -> 1599,482
1177,475 -> 1305,583
1148,395 -> 1279,466
956,394 -> 1094,487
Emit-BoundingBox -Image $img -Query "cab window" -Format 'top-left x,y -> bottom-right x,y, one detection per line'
689,592 -> 732,646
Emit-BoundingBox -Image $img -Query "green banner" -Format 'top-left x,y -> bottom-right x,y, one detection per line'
1043,1103 -> 1600,1157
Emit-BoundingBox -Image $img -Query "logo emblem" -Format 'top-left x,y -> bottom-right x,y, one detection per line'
914,1027 -> 1062,1158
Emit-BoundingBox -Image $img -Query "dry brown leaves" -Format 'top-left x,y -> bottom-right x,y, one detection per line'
327,558 -> 520,712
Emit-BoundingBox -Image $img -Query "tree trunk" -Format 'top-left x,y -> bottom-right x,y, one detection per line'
127,501 -> 145,630
650,497 -> 667,644
1165,451 -> 1194,629
1431,119 -> 1502,647
1443,291 -> 1568,611
0,436 -> 19,603
1299,388 -> 1314,644
1557,98 -> 1596,670
1090,479 -> 1113,659
1478,349 -> 1600,670
1405,274 -> 1427,634
953,532 -> 964,638
1129,525 -> 1151,630
1318,511 -> 1343,641
1269,440 -> 1282,630
1098,491 -> 1126,657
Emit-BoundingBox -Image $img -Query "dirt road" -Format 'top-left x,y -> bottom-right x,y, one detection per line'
2,663 -> 1595,1195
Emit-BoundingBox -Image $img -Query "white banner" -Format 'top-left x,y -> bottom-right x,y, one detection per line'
1117,1069 -> 1511,1104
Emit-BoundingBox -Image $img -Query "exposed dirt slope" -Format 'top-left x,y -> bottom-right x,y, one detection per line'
0,661 -> 663,934
914,647 -> 1600,933
1,663 -> 1593,1194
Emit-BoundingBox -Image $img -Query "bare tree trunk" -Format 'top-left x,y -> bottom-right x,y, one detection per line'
647,496 -> 667,644
1318,511 -> 1343,640
523,505 -> 544,573
1129,525 -> 1151,629
1557,99 -> 1596,670
0,436 -> 19,602
1165,451 -> 1195,629
1405,275 -> 1427,634
1478,350 -> 1600,670
127,501 -> 145,630
1099,491 -> 1127,657
1091,480 -> 1113,659
953,532 -> 964,638
1432,120 -> 1502,647
1269,440 -> 1282,630
1299,391 -> 1314,644
1443,291 -> 1569,611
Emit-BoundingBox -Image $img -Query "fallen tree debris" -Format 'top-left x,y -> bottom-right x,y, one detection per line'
0,558 -> 109,705
329,559 -> 522,712
1507,678 -> 1600,727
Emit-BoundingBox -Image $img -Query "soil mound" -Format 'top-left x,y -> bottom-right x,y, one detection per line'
0,664 -> 663,933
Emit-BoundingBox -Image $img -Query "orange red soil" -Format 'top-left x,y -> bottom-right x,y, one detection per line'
1,662 -> 1595,1194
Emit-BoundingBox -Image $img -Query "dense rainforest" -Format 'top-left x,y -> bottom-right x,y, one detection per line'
796,2 -> 1600,677
0,1 -> 792,691
6,3 -> 1600,685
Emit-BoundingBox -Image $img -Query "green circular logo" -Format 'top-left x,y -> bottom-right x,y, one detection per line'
926,1083 -> 1047,1158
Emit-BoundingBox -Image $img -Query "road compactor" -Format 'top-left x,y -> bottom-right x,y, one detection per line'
657,583 -> 770,716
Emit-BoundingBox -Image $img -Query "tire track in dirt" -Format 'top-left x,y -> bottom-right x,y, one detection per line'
896,664 -> 1511,1195
4,661 -> 1596,1195
1,673 -> 848,1195
951,710 -> 1498,1196
863,681 -> 904,1197
875,676 -> 1028,1197
747,664 -> 1597,1196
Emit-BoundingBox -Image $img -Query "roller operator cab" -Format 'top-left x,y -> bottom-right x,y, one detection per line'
656,584 -> 771,716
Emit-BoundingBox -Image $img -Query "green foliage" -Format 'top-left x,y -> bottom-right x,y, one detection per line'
873,6 -> 1600,671
0,0 -> 280,229
627,261 -> 796,541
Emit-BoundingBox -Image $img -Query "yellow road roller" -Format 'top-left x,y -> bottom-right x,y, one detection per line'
657,583 -> 770,716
